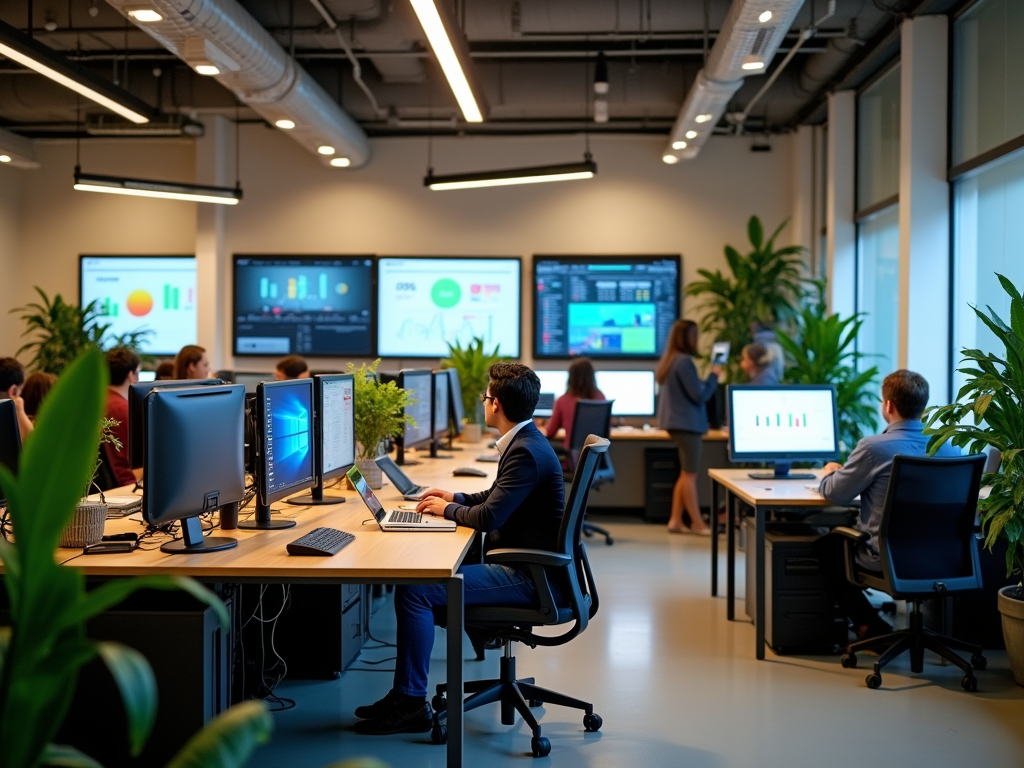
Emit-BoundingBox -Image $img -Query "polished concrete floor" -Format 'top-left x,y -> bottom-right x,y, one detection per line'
249,521 -> 1024,768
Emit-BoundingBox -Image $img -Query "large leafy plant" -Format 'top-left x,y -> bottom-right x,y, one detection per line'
0,347 -> 272,768
685,216 -> 808,382
442,337 -> 502,425
347,359 -> 415,460
924,274 -> 1024,582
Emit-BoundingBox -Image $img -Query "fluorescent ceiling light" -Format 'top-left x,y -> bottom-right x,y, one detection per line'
662,154 -> 679,165
409,0 -> 484,123
759,10 -> 773,23
685,130 -> 698,139
671,140 -> 687,150
330,157 -> 351,167
0,19 -> 152,124
0,155 -> 10,163
275,119 -> 296,130
194,64 -> 220,76
426,159 -> 596,191
695,113 -> 713,123
742,58 -> 766,71
318,145 -> 336,155
73,168 -> 241,205
126,8 -> 163,22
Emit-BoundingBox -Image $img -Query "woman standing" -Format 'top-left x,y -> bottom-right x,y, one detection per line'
546,357 -> 605,449
656,320 -> 721,535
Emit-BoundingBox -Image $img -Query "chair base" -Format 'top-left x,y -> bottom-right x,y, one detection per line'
431,650 -> 602,757
840,601 -> 985,691
582,521 -> 614,545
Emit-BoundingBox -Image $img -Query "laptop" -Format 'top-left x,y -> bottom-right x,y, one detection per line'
375,454 -> 429,500
347,466 -> 457,532
86,493 -> 143,518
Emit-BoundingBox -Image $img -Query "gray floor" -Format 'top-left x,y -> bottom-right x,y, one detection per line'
248,521 -> 1024,768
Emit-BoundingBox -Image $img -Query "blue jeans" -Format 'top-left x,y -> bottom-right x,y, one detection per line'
393,564 -> 537,698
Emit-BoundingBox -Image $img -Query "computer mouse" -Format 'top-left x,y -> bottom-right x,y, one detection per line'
453,467 -> 488,477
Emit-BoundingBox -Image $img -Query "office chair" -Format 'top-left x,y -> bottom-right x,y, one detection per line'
93,446 -> 120,493
431,436 -> 608,758
834,454 -> 987,691
561,399 -> 615,546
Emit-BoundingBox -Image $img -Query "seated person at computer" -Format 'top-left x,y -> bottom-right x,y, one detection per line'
545,356 -> 605,451
21,371 -> 56,422
740,342 -> 779,385
353,362 -> 565,736
816,369 -> 960,639
1,357 -> 34,440
105,348 -> 142,487
173,345 -> 210,380
274,354 -> 310,380
154,361 -> 175,380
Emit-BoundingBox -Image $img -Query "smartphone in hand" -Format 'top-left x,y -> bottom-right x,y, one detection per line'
711,341 -> 731,365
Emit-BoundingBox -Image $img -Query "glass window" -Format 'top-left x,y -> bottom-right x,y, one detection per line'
953,0 -> 1024,166
857,64 -> 901,211
857,205 -> 900,383
952,148 -> 1024,392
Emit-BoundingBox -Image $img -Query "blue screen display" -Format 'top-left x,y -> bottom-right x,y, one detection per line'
264,382 -> 313,496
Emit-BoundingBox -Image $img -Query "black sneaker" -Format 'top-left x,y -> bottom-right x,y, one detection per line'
354,690 -> 400,720
353,696 -> 432,735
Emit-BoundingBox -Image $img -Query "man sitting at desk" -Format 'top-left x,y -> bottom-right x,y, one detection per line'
817,369 -> 960,640
354,362 -> 565,736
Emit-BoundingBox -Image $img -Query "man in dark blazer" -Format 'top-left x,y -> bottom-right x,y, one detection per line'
354,362 -> 565,735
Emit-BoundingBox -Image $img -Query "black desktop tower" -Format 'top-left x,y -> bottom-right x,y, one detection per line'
644,447 -> 679,523
273,583 -> 370,678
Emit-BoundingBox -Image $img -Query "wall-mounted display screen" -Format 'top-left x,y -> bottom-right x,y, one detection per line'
233,256 -> 374,357
533,256 -> 680,359
80,256 -> 197,356
376,257 -> 521,358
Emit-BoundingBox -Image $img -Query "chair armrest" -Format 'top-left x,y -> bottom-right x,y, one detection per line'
831,526 -> 869,543
485,548 -> 572,568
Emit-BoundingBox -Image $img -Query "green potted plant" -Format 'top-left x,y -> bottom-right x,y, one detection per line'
923,274 -> 1024,686
442,337 -> 502,443
58,416 -> 125,549
347,360 -> 415,488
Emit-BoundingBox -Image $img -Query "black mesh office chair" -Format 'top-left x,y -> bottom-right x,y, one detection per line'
834,453 -> 987,691
431,436 -> 608,758
561,399 -> 615,546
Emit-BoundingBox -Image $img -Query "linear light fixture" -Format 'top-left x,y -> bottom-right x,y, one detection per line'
74,168 -> 241,205
425,157 -> 596,191
409,0 -> 485,123
0,19 -> 153,124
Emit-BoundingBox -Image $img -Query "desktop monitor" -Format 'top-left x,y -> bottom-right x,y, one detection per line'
535,370 -> 569,400
394,369 -> 434,465
726,384 -> 840,479
286,373 -> 355,506
244,378 -> 315,530
233,372 -> 273,395
446,368 -> 465,435
430,370 -> 450,458
0,399 -> 22,507
594,370 -> 656,417
141,384 -> 245,554
137,370 -> 157,383
128,378 -> 223,469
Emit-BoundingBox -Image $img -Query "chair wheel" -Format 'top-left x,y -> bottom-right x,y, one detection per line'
431,694 -> 447,713
840,653 -> 857,669
583,713 -> 603,732
961,675 -> 978,692
431,724 -> 448,744
528,699 -> 542,708
971,654 -> 987,670
605,537 -> 614,545
865,673 -> 882,689
531,736 -> 551,757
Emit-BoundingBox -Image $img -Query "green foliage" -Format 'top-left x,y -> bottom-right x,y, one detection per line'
0,348 -> 268,768
924,274 -> 1024,582
778,283 -> 880,459
164,701 -> 272,768
441,337 -> 503,425
347,360 -> 416,460
684,216 -> 809,382
11,288 -> 154,375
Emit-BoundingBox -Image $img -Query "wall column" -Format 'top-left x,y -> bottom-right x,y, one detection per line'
826,90 -> 856,318
790,125 -> 816,269
899,15 -> 949,404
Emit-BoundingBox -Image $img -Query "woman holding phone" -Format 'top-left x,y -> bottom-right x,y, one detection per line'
655,320 -> 721,535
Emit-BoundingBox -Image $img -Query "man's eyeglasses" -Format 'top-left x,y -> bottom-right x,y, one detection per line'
479,392 -> 496,404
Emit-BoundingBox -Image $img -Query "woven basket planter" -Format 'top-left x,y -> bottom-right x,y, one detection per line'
59,502 -> 107,548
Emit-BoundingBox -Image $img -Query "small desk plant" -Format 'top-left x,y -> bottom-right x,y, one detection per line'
347,359 -> 415,488
442,337 -> 502,444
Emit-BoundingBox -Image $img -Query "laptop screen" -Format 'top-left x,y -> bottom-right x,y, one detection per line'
376,455 -> 414,494
347,465 -> 387,523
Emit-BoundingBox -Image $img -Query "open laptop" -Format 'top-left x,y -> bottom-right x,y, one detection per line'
347,466 -> 456,531
375,454 -> 429,500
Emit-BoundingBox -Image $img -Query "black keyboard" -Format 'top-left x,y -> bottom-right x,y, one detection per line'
287,527 -> 355,556
390,511 -> 423,524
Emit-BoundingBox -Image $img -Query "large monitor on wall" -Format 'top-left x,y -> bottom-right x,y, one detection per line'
533,369 -> 656,417
80,255 -> 197,356
376,257 -> 521,358
533,256 -> 680,359
233,256 -> 375,357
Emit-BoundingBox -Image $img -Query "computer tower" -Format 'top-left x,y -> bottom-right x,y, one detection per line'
644,447 -> 678,523
273,583 -> 369,678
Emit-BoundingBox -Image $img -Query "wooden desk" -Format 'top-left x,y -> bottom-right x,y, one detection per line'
708,468 -> 834,661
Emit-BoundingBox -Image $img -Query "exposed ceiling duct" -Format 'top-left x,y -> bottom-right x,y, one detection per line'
103,0 -> 370,168
0,126 -> 37,168
663,0 -> 805,162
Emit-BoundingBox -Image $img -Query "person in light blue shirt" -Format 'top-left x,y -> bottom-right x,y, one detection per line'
816,369 -> 960,638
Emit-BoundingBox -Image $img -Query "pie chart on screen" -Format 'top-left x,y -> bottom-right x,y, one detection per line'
127,289 -> 154,317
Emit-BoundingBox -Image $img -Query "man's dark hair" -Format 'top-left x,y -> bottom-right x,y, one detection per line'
487,362 -> 540,422
106,347 -> 141,387
882,369 -> 930,420
276,354 -> 309,379
155,362 -> 175,380
0,358 -> 25,393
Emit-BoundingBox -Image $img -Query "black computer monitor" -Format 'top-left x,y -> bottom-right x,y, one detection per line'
243,378 -> 315,529
141,385 -> 245,554
128,378 -> 222,469
285,373 -> 355,506
233,372 -> 272,394
429,370 -> 451,458
446,368 -> 465,436
0,399 -> 22,507
726,384 -> 841,479
381,370 -> 434,465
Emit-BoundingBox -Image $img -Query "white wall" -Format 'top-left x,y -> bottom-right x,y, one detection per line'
0,166 -> 22,348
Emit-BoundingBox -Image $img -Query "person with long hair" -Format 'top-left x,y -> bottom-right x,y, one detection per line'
740,342 -> 779,385
655,320 -> 721,535
20,371 -> 57,421
545,357 -> 605,449
173,345 -> 210,380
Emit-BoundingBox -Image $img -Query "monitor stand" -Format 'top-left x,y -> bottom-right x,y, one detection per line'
286,480 -> 346,506
429,439 -> 452,460
444,429 -> 464,452
747,462 -> 817,481
238,498 -> 297,529
162,515 -> 237,554
396,444 -> 421,466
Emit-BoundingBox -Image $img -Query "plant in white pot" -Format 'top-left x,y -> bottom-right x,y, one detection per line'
442,337 -> 502,444
347,359 -> 415,489
924,274 -> 1024,685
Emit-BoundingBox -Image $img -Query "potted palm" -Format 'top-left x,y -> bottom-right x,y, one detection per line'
923,274 -> 1024,685
442,337 -> 502,443
347,360 -> 415,489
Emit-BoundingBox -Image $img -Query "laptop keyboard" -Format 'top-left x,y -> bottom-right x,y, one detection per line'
391,510 -> 423,524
